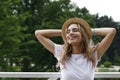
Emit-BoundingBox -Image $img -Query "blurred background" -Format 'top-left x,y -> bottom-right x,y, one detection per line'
0,0 -> 120,80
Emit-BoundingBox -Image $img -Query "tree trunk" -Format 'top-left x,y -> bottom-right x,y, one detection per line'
21,57 -> 30,80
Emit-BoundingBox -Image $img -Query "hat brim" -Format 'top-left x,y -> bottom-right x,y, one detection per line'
62,18 -> 92,42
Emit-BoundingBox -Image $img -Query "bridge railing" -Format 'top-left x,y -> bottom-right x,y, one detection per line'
0,72 -> 120,80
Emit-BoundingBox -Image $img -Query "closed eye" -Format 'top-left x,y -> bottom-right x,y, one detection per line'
72,28 -> 79,32
66,28 -> 79,34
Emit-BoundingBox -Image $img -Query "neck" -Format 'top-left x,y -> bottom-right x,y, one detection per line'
72,45 -> 83,54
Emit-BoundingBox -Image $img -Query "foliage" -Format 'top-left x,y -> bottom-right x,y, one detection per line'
0,0 -> 25,71
103,61 -> 112,67
98,68 -> 109,72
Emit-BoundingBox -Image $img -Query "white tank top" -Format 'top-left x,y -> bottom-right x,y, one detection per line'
54,44 -> 99,80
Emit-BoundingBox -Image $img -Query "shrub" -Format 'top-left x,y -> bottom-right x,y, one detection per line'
103,61 -> 112,67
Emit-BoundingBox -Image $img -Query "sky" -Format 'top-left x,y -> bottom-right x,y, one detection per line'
71,0 -> 120,22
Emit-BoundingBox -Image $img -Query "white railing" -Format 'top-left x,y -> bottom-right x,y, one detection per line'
0,72 -> 120,80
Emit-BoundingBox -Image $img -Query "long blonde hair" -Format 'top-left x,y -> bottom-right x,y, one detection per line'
61,23 -> 96,67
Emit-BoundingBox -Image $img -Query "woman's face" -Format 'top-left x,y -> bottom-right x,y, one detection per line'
65,24 -> 82,45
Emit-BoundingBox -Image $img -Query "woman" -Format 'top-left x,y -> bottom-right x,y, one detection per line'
35,18 -> 116,80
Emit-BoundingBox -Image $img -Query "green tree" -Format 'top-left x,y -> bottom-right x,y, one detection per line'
0,0 -> 32,73
0,0 -> 21,71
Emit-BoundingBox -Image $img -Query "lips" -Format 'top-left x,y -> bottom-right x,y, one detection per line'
68,35 -> 76,40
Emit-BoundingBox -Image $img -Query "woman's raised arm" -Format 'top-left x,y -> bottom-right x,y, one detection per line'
35,29 -> 61,54
93,28 -> 116,59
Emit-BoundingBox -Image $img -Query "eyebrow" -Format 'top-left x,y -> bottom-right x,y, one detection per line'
67,27 -> 79,30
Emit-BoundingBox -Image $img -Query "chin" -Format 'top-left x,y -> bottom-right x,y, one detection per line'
68,42 -> 77,45
68,40 -> 81,45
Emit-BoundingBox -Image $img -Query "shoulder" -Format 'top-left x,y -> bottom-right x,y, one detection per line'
54,44 -> 63,60
54,44 -> 63,52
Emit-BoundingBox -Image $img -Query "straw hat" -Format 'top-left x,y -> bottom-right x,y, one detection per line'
62,17 -> 92,42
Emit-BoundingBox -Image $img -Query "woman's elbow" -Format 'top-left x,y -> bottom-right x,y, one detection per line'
111,28 -> 116,35
35,30 -> 40,38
